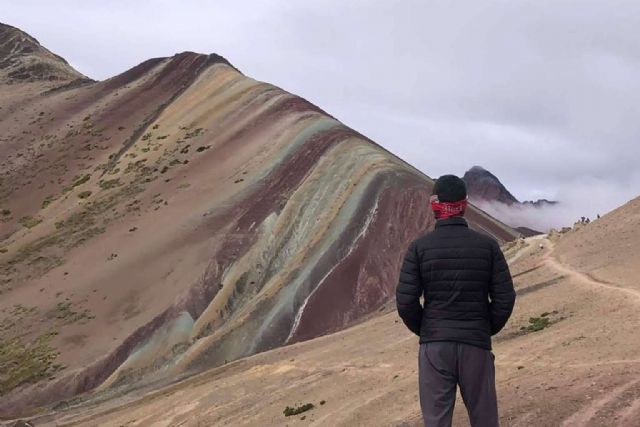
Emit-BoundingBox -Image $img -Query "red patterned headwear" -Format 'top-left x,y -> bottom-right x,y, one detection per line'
430,195 -> 468,219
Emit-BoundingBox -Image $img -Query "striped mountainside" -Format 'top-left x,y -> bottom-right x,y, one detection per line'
0,23 -> 519,417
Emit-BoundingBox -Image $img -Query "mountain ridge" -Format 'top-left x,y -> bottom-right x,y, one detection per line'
0,24 -> 519,417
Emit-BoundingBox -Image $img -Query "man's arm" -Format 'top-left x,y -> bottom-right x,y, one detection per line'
489,240 -> 516,335
396,240 -> 423,336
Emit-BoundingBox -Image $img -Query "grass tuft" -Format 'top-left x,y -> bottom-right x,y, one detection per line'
0,332 -> 64,396
283,403 -> 314,417
18,216 -> 42,229
524,316 -> 550,332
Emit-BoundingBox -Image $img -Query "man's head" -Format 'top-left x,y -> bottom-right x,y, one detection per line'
431,175 -> 468,219
432,174 -> 467,202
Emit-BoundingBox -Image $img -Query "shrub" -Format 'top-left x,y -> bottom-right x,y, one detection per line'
526,316 -> 549,332
19,216 -> 42,229
99,179 -> 122,190
63,174 -> 91,193
184,128 -> 204,139
283,403 -> 314,417
42,195 -> 59,209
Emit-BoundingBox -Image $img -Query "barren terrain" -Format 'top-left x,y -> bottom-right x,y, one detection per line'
15,196 -> 639,426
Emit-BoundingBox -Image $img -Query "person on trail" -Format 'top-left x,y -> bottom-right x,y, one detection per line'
396,175 -> 516,427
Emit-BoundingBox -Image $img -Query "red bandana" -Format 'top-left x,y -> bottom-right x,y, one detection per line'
430,195 -> 467,219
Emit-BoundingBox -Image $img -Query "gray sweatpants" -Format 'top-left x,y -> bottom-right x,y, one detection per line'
418,342 -> 499,427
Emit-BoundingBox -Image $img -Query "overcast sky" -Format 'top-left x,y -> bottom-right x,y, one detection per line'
5,1 -> 640,227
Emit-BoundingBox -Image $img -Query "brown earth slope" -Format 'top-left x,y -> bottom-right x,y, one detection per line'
0,24 -> 518,417
34,196 -> 640,426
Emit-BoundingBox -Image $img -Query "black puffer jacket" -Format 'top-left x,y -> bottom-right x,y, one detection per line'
396,217 -> 516,350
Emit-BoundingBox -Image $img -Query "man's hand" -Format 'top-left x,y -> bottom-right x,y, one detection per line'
488,241 -> 516,335
396,240 -> 423,335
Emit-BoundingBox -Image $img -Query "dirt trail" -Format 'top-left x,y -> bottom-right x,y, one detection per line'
506,238 -> 533,264
535,235 -> 640,426
543,237 -> 640,301
561,378 -> 640,426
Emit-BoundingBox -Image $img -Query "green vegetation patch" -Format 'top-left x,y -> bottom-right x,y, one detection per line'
63,174 -> 91,193
526,316 -> 549,332
0,304 -> 38,333
2,184 -> 141,288
77,191 -> 92,199
99,178 -> 122,190
42,194 -> 60,209
283,403 -> 314,417
184,128 -> 204,139
18,216 -> 42,229
49,301 -> 95,325
0,332 -> 64,395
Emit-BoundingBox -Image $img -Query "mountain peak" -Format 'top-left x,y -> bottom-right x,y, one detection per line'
462,165 -> 520,205
0,22 -> 86,82
468,165 -> 488,173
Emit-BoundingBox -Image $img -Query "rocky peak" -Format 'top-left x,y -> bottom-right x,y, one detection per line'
462,165 -> 520,205
0,22 -> 86,82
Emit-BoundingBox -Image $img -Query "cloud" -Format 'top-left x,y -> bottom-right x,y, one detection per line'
473,169 -> 640,231
4,0 -> 640,220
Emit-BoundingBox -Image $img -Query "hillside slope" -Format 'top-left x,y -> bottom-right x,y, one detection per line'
39,197 -> 640,426
554,196 -> 640,292
0,24 -> 518,417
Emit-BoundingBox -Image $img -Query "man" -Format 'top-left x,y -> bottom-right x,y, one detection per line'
396,175 -> 516,427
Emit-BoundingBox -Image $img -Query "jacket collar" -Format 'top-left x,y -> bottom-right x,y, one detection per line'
435,216 -> 468,228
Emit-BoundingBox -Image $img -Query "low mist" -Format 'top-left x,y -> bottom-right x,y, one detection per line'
472,175 -> 637,233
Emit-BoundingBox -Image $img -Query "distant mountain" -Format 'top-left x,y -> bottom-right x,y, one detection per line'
0,22 -> 88,82
462,166 -> 560,234
463,165 -> 557,207
462,166 -> 519,205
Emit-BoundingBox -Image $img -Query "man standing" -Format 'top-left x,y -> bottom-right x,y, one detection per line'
396,175 -> 516,427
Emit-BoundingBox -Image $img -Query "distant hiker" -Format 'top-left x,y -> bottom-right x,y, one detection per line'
396,175 -> 516,427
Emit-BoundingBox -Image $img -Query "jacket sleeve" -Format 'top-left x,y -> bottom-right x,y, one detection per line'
396,240 -> 423,336
489,240 -> 516,335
